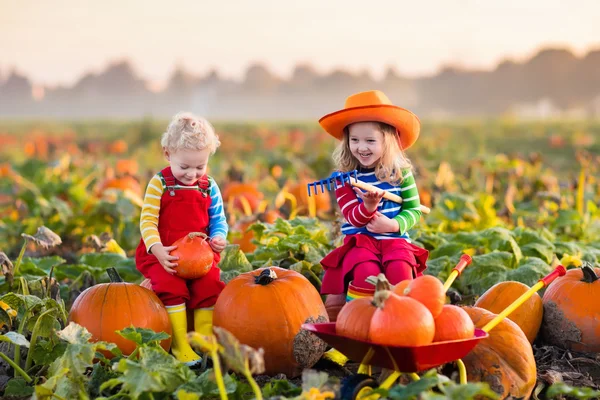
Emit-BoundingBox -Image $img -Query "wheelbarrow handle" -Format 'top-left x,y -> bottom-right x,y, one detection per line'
481,265 -> 567,333
443,254 -> 472,292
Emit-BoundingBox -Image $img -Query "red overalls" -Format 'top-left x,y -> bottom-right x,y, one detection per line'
135,166 -> 225,308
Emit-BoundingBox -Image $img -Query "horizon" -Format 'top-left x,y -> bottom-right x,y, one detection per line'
2,0 -> 599,88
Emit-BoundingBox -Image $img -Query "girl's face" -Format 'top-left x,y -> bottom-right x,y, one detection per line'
348,122 -> 384,168
165,148 -> 211,185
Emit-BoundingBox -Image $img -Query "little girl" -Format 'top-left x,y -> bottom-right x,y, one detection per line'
319,90 -> 429,320
135,112 -> 227,366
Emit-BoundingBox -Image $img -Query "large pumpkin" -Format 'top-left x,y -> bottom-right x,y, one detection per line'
69,268 -> 172,356
213,267 -> 328,377
462,307 -> 536,399
474,281 -> 543,344
541,264 -> 600,353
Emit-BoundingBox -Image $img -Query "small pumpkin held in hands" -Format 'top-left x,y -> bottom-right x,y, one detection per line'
541,263 -> 600,353
213,267 -> 328,378
170,232 -> 214,280
69,267 -> 172,356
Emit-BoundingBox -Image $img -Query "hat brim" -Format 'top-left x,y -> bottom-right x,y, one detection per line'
318,105 -> 421,149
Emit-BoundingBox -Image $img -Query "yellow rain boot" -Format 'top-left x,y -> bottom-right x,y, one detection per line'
166,304 -> 202,366
193,308 -> 214,336
323,282 -> 375,367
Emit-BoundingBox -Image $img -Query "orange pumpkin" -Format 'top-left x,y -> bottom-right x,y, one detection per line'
335,275 -> 391,341
100,176 -> 142,197
541,264 -> 600,352
392,279 -> 410,296
221,182 -> 264,214
475,281 -> 543,344
336,298 -> 375,342
403,275 -> 446,318
433,305 -> 474,342
462,307 -> 536,399
109,139 -> 128,154
369,290 -> 435,347
170,232 -> 214,280
213,267 -> 328,377
69,268 -> 172,356
115,159 -> 139,176
231,218 -> 258,253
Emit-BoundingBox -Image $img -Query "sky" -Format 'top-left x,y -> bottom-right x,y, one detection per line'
1,0 -> 599,88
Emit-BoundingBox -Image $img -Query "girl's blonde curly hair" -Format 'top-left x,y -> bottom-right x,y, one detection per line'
161,112 -> 221,154
332,121 -> 413,184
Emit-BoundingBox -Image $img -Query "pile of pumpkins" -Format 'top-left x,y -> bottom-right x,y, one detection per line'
335,275 -> 475,346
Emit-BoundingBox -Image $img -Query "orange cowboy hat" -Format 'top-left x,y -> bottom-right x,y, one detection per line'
319,90 -> 421,149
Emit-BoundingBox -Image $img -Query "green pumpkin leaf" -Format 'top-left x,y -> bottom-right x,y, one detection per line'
31,337 -> 68,365
219,245 -> 253,272
4,378 -> 34,397
0,331 -> 30,347
104,346 -> 196,398
117,326 -> 170,346
507,257 -> 552,287
177,370 -> 239,396
481,227 -> 522,264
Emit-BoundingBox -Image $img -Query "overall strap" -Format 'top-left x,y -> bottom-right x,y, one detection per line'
197,175 -> 210,197
160,167 -> 177,197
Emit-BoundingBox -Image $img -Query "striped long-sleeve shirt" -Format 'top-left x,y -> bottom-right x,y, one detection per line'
140,174 -> 228,252
336,168 -> 422,241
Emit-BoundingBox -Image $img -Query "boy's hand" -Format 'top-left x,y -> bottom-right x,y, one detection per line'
366,211 -> 400,234
353,187 -> 385,212
151,243 -> 179,274
210,236 -> 226,253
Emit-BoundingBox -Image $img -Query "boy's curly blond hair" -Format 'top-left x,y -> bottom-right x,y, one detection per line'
161,112 -> 221,154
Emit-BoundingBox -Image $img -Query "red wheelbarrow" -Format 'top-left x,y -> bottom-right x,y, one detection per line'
303,257 -> 566,400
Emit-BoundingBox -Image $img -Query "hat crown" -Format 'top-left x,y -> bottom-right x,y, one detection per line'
344,90 -> 392,109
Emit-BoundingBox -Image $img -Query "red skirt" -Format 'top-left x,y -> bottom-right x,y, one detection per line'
320,234 -> 428,294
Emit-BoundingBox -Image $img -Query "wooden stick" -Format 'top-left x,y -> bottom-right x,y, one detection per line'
348,176 -> 431,214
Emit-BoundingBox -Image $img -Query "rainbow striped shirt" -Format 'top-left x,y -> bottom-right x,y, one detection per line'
140,173 -> 228,252
335,168 -> 422,241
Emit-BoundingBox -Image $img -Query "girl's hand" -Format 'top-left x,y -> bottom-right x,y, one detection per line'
353,187 -> 385,212
210,236 -> 227,253
151,244 -> 179,274
366,211 -> 400,234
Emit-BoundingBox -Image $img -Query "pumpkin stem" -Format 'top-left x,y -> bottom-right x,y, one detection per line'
372,290 -> 392,309
188,232 -> 209,241
255,268 -> 277,285
364,274 -> 392,292
581,262 -> 598,283
106,267 -> 124,283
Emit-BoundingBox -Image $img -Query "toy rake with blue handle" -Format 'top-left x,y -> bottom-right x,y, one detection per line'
307,170 -> 431,214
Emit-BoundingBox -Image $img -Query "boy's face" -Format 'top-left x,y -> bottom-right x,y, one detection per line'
164,148 -> 211,185
348,122 -> 384,168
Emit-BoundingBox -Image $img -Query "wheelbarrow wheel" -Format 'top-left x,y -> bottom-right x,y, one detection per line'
340,374 -> 378,400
